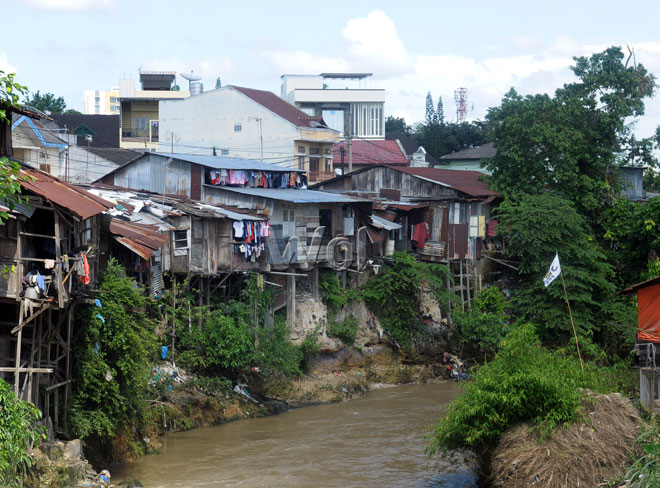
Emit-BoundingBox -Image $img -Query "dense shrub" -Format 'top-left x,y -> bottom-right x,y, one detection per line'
69,258 -> 158,441
0,379 -> 45,487
327,314 -> 358,345
428,323 -> 625,459
452,286 -> 508,355
362,251 -> 452,346
319,271 -> 348,313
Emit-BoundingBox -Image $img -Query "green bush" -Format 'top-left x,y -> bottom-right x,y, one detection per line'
622,421 -> 660,488
328,314 -> 358,345
428,322 -> 621,459
300,328 -> 321,372
176,307 -> 254,374
319,271 -> 348,312
0,379 -> 45,487
362,251 -> 452,346
452,287 -> 507,354
253,318 -> 302,377
69,258 -> 158,441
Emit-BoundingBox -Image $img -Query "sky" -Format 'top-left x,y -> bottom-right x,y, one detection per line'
4,0 -> 660,137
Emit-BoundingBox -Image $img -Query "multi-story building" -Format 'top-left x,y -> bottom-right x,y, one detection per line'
280,73 -> 385,140
84,71 -> 190,150
118,71 -> 190,150
158,85 -> 341,182
83,88 -> 120,115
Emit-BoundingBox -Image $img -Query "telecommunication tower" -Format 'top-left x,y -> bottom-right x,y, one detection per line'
454,87 -> 468,123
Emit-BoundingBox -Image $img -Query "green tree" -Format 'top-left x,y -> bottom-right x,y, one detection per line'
23,90 -> 67,114
436,96 -> 444,125
425,91 -> 437,125
0,70 -> 27,125
385,115 -> 410,135
485,46 -> 656,218
69,259 -> 158,443
0,380 -> 45,487
63,108 -> 82,115
495,194 -> 620,341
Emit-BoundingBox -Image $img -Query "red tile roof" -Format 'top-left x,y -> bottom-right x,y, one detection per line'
332,140 -> 409,167
231,86 -> 325,128
395,167 -> 499,198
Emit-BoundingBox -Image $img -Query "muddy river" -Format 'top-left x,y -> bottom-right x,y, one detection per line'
114,382 -> 476,487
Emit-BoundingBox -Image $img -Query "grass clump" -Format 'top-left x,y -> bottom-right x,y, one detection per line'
327,314 -> 358,345
428,322 -> 625,460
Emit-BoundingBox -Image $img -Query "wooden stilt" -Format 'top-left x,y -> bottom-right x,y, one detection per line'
14,300 -> 24,395
459,260 -> 465,312
63,305 -> 72,427
466,262 -> 472,311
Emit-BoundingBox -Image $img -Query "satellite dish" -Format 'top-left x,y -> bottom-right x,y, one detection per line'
180,71 -> 202,82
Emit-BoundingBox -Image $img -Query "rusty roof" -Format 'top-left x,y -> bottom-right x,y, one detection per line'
333,140 -> 409,167
231,86 -> 328,129
19,166 -> 112,219
394,167 -> 500,198
109,219 -> 168,260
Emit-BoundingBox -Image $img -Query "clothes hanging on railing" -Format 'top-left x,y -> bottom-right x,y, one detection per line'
231,220 -> 271,261
207,169 -> 306,189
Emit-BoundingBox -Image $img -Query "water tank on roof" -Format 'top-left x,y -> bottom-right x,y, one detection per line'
191,82 -> 203,96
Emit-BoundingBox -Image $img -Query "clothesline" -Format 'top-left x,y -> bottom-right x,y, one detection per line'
208,169 -> 307,189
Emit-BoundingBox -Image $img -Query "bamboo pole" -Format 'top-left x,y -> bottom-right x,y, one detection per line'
560,271 -> 584,375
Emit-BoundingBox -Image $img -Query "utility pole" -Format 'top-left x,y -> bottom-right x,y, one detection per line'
249,117 -> 264,161
347,106 -> 353,173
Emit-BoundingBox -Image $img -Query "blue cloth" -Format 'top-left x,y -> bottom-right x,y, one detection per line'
94,299 -> 102,308
36,274 -> 45,292
96,314 -> 105,324
94,343 -> 100,355
161,345 -> 168,359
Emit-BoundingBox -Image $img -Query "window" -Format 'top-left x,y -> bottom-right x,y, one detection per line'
134,117 -> 149,131
324,148 -> 331,155
298,146 -> 305,153
309,147 -> 320,155
310,158 -> 319,172
234,124 -> 242,132
282,208 -> 296,236
173,230 -> 188,249
221,149 -> 229,156
298,156 -> 305,170
110,97 -> 118,103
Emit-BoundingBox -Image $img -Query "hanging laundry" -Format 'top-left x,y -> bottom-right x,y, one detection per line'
412,223 -> 429,249
233,221 -> 244,238
77,252 -> 90,285
487,220 -> 498,237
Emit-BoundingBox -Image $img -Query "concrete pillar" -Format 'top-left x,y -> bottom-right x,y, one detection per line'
311,267 -> 319,301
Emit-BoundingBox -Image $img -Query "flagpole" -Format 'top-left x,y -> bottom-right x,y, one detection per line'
560,271 -> 584,375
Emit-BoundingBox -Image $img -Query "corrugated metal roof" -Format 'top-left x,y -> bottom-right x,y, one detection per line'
438,142 -> 496,161
370,215 -> 402,230
154,152 -> 304,172
213,186 -> 367,203
19,166 -> 112,219
395,167 -> 500,198
333,140 -> 409,167
109,220 -> 168,260
176,201 -> 266,221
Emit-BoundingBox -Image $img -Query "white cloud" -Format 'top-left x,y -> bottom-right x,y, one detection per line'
265,10 -> 411,78
24,0 -> 114,11
0,53 -> 17,74
263,50 -> 350,75
341,10 -> 411,74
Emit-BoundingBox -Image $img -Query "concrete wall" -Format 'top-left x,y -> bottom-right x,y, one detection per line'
159,87 -> 300,166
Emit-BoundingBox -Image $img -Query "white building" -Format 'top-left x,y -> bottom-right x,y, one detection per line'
158,85 -> 341,182
83,88 -> 120,115
280,73 -> 385,139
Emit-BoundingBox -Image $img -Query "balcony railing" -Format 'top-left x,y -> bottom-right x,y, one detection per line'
307,171 -> 336,183
121,129 -> 158,143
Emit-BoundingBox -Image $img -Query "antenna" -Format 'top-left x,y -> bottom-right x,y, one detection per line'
454,88 -> 468,123
180,71 -> 202,90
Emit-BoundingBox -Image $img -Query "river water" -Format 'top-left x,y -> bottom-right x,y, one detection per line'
114,382 -> 477,487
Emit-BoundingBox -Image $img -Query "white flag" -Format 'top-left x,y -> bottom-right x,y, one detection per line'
543,253 -> 561,287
